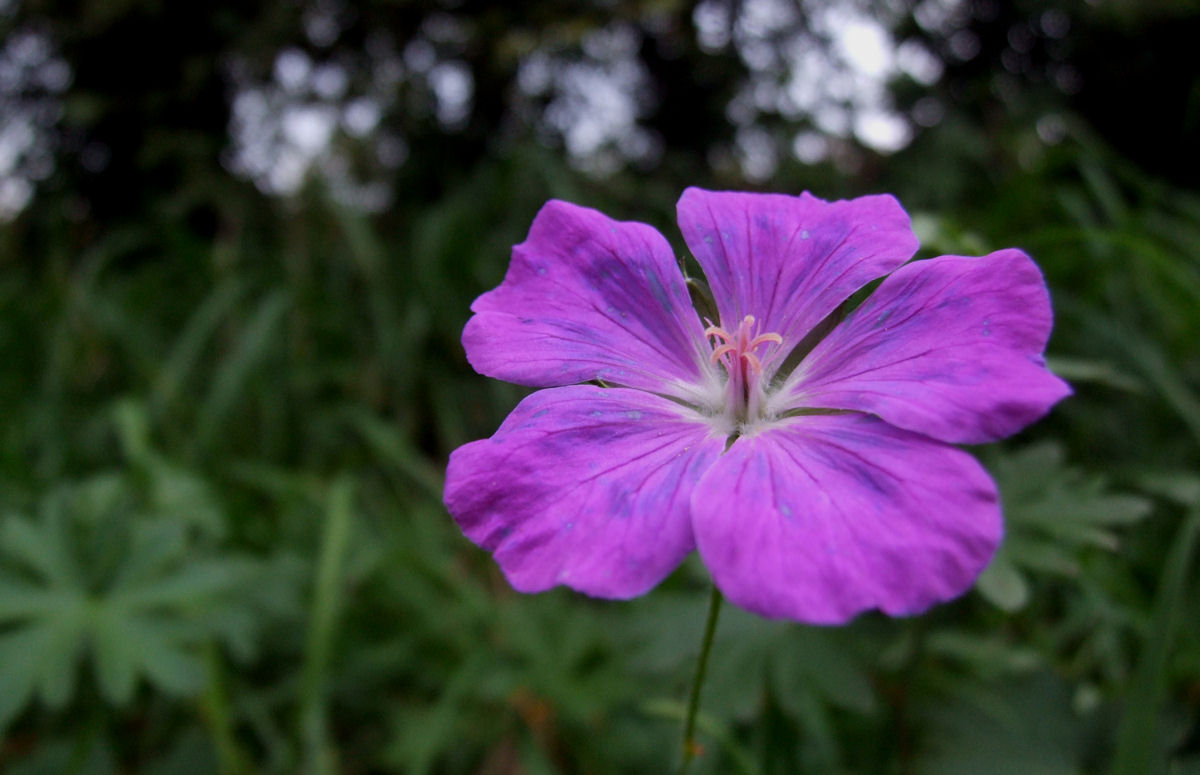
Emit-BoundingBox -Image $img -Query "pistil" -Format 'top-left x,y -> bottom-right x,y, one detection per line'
705,315 -> 783,425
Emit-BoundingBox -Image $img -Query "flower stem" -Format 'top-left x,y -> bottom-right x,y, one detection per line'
681,585 -> 723,773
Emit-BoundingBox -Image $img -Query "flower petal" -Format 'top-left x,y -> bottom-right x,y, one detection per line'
444,385 -> 726,598
676,188 -> 917,365
464,200 -> 716,401
691,414 -> 1001,624
780,250 -> 1071,444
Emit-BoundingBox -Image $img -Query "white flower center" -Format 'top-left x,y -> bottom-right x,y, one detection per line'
705,315 -> 783,429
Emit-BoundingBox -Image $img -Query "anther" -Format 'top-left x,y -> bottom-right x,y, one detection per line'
704,314 -> 785,422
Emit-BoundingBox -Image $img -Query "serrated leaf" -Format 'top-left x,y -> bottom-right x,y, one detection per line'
107,519 -> 189,593
1031,518 -> 1121,551
134,627 -> 206,695
1135,471 -> 1200,507
984,441 -> 1153,605
0,470 -> 274,720
109,558 -> 245,611
68,473 -> 130,525
0,576 -> 79,622
924,631 -> 1041,677
145,461 -> 226,538
1002,536 -> 1080,576
1023,491 -> 1151,527
35,598 -> 88,708
204,605 -> 259,662
91,604 -> 140,704
0,626 -> 47,729
0,512 -> 79,588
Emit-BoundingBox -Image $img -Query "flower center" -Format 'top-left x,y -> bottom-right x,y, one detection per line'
705,315 -> 783,425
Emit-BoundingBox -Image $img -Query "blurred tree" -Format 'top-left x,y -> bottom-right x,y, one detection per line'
1,0 -> 1195,243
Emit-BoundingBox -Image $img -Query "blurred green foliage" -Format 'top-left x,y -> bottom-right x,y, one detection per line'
1,0 -> 1199,773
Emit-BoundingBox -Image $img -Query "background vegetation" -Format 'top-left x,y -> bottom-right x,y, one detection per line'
0,0 -> 1198,772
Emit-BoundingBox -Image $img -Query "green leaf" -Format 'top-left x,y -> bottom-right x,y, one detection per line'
0,626 -> 47,728
195,290 -> 290,453
298,476 -> 356,775
151,279 -> 249,416
7,734 -> 118,775
342,407 -> 445,499
90,604 -> 140,704
1110,509 -> 1200,775
106,519 -> 189,593
1079,308 -> 1200,447
924,631 -> 1041,678
131,617 -> 207,695
0,576 -> 79,621
0,470 -> 276,721
1135,471 -> 1200,508
914,673 -> 1089,775
109,558 -> 245,610
975,554 -> 1030,612
1043,356 -> 1143,393
0,511 -> 80,589
34,598 -> 88,708
980,442 -> 1153,611
771,626 -> 877,715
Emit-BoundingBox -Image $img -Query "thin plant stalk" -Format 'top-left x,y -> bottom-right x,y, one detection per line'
681,586 -> 724,773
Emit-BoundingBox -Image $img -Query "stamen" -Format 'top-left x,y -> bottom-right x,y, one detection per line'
705,314 -> 785,423
704,324 -> 731,342
749,332 -> 783,349
711,343 -> 738,364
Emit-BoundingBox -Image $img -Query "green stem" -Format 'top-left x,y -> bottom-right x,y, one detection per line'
681,586 -> 724,773
199,643 -> 252,775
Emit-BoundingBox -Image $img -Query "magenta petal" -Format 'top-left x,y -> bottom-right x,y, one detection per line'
464,200 -> 714,399
444,386 -> 726,598
784,250 -> 1072,444
691,414 -> 1001,624
676,188 -> 917,359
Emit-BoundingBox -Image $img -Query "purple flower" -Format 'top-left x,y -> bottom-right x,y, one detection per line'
444,189 -> 1070,624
